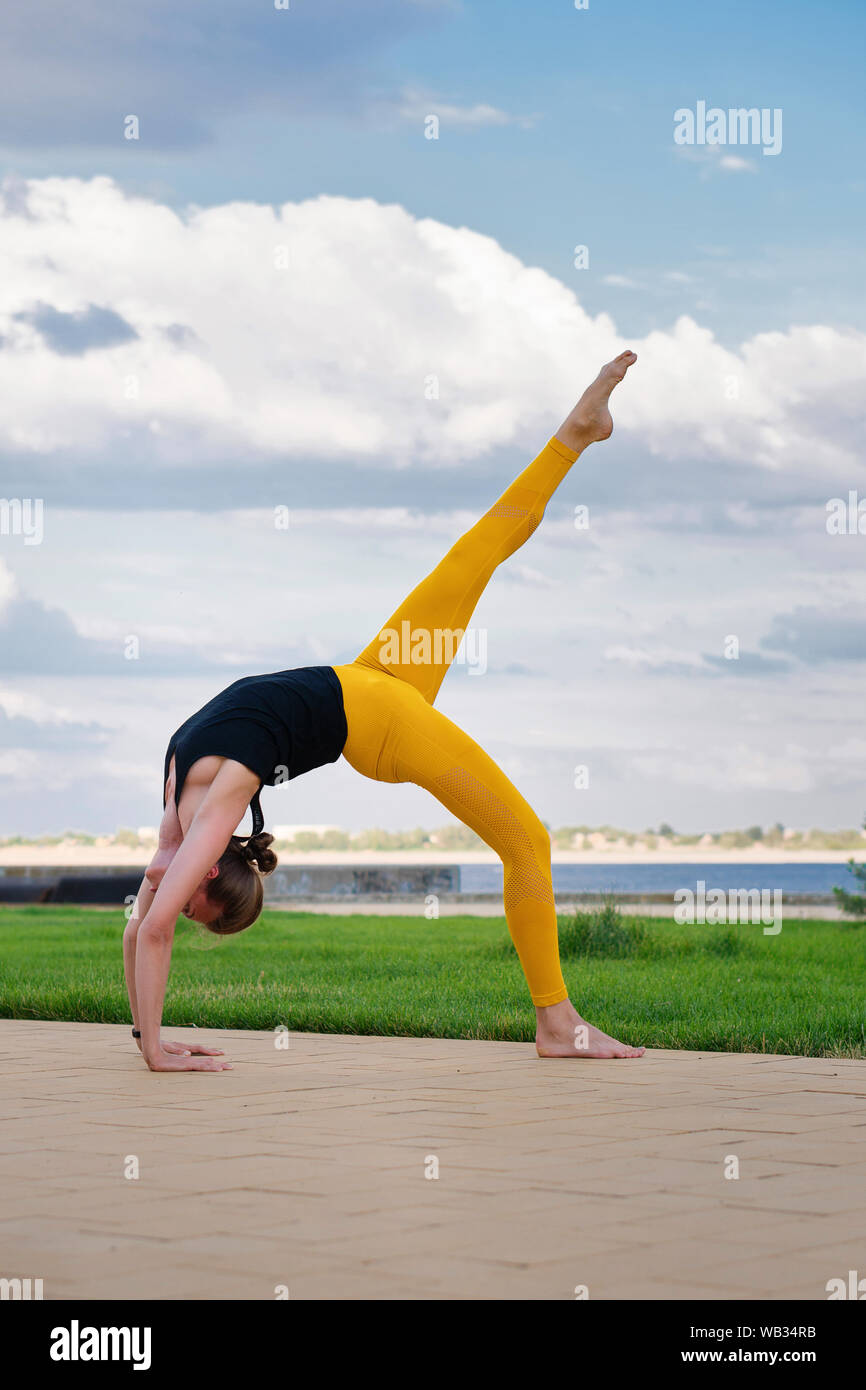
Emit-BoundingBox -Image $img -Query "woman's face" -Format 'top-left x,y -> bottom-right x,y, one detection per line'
182,872 -> 222,925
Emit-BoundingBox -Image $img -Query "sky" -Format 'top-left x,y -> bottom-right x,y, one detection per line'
1,0 -> 865,837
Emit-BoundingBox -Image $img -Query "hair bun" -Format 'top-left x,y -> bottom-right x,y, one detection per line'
242,831 -> 278,876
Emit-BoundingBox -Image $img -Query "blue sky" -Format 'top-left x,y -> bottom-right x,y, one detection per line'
8,0 -> 864,343
1,0 -> 865,836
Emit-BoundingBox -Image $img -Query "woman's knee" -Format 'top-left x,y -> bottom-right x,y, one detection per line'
501,810 -> 551,880
525,814 -> 551,869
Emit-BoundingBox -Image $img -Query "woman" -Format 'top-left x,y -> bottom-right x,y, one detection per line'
123,352 -> 645,1070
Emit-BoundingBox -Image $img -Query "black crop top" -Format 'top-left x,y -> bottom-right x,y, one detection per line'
162,665 -> 348,835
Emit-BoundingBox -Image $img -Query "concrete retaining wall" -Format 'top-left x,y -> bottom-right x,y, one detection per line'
0,863 -> 847,915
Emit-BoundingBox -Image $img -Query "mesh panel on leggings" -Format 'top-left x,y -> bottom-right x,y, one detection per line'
485,502 -> 541,536
433,765 -> 553,910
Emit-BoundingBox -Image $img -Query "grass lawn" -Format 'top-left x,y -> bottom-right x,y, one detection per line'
0,904 -> 863,1056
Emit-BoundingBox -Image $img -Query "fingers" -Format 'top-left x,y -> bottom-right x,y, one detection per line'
166,1057 -> 231,1071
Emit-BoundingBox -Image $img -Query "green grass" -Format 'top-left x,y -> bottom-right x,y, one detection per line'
0,904 -> 863,1056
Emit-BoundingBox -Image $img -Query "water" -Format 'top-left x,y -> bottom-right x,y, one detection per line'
460,861 -> 860,896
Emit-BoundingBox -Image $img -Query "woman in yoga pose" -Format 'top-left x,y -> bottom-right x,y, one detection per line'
123,352 -> 644,1071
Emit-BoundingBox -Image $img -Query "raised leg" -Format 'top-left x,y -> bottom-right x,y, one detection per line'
352,350 -> 636,704
351,435 -> 578,703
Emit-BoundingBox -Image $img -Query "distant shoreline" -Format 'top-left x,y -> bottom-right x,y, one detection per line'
1,846 -> 863,869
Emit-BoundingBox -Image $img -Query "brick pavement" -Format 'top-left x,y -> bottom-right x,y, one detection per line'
1,1021 -> 863,1300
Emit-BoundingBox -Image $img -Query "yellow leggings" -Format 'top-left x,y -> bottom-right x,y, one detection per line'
333,434 -> 580,1007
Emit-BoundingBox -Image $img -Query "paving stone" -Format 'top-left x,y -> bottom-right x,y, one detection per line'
2,1020 -> 863,1300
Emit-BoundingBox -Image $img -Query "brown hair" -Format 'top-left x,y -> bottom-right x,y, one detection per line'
204,832 -> 278,936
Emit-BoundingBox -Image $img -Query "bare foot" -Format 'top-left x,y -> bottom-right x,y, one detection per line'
535,998 -> 645,1059
555,349 -> 637,451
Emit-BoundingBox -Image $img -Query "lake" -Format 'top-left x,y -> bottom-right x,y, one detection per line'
460,861 -> 860,896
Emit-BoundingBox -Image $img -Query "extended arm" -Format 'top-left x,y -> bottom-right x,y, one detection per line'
131,768 -> 252,1072
121,762 -> 183,1042
122,873 -> 156,1036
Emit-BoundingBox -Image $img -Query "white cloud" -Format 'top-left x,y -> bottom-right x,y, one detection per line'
603,643 -> 704,670
675,146 -> 759,178
0,175 -> 864,483
0,684 -> 84,725
396,87 -> 538,128
719,155 -> 758,173
0,749 -> 44,780
827,738 -> 866,762
500,563 -> 559,588
630,744 -> 814,793
0,558 -> 17,611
